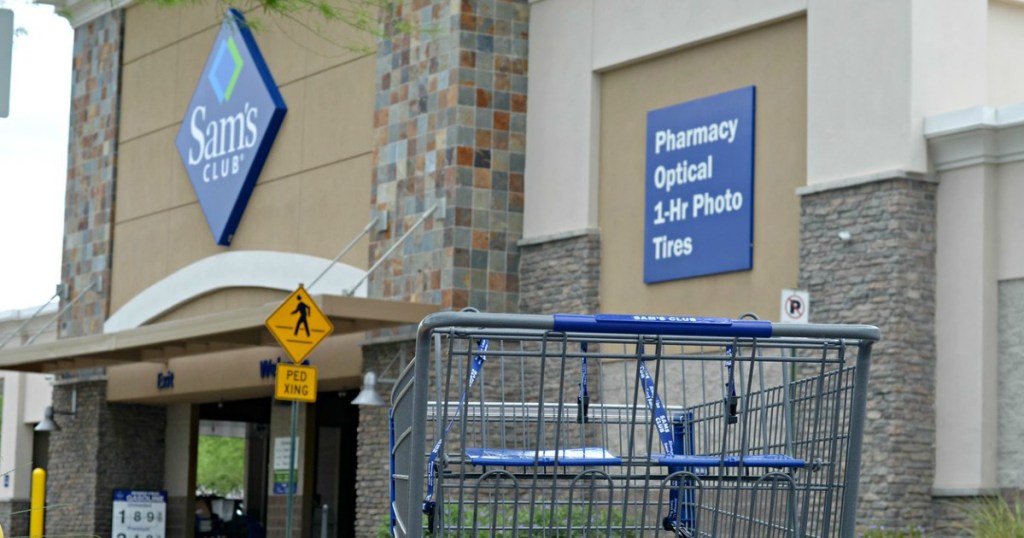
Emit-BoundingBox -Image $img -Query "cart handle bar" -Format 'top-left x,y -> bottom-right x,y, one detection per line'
417,312 -> 881,342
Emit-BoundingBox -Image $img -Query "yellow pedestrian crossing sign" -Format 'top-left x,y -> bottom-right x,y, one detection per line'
266,285 -> 334,364
275,364 -> 317,402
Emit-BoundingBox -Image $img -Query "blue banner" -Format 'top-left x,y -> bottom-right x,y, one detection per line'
113,490 -> 167,503
644,86 -> 756,283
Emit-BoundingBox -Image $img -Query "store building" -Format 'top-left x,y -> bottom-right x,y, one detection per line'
0,0 -> 1022,536
0,304 -> 57,537
521,1 -> 1024,534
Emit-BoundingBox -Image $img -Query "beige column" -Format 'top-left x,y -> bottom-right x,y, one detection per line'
164,404 -> 198,538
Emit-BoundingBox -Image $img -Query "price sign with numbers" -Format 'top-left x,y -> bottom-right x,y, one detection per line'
112,490 -> 167,538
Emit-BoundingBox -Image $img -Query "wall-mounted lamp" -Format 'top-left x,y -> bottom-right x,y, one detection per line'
34,388 -> 77,432
837,230 -> 852,242
352,371 -> 386,407
352,345 -> 418,408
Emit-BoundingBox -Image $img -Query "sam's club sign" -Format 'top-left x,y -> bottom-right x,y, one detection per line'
176,9 -> 286,245
644,86 -> 755,283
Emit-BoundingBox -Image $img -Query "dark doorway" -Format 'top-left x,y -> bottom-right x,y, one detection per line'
196,397 -> 271,538
313,390 -> 359,538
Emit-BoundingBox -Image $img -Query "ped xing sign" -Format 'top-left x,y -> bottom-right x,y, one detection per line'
175,9 -> 286,245
644,86 -> 756,283
275,364 -> 317,402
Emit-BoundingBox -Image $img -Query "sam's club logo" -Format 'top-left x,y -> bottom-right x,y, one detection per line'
209,37 -> 243,103
175,9 -> 286,246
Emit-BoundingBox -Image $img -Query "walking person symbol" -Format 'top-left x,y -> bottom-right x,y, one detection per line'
292,295 -> 311,337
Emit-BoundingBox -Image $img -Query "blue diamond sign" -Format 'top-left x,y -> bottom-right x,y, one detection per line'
176,9 -> 286,245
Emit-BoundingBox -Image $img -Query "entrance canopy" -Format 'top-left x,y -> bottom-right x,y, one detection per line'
0,295 -> 438,373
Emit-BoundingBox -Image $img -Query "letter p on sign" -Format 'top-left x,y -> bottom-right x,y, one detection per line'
780,289 -> 809,324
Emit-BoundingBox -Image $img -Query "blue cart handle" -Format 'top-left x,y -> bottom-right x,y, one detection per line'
553,314 -> 772,338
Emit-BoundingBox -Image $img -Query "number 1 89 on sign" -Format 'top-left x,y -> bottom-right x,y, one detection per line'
112,490 -> 167,538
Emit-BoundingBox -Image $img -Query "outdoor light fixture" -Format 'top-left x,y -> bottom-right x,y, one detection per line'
837,230 -> 852,242
34,388 -> 77,432
351,371 -> 386,407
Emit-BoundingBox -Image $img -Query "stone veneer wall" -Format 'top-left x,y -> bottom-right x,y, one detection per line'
518,232 -> 600,315
0,501 -> 30,538
360,3 -> 529,534
47,11 -> 170,538
369,0 -> 529,312
59,10 -> 121,338
45,381 -> 166,536
998,279 -> 1024,492
799,177 -> 937,531
356,341 -> 413,537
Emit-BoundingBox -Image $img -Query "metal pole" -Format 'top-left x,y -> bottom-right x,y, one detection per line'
308,216 -> 379,291
285,401 -> 299,538
344,205 -> 437,296
0,292 -> 58,350
320,503 -> 329,538
839,342 -> 874,537
26,280 -> 98,345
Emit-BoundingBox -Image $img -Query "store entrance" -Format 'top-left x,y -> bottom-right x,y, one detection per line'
196,398 -> 272,538
312,391 -> 359,538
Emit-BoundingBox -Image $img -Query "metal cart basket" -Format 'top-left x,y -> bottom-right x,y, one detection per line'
390,312 -> 879,537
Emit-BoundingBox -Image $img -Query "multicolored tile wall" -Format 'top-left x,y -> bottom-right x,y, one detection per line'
370,0 -> 529,313
59,11 -> 121,338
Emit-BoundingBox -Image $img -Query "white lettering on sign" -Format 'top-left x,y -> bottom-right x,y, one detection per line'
631,315 -> 699,322
651,235 -> 693,260
653,155 -> 713,193
692,189 -> 744,218
654,118 -> 739,154
187,102 -> 259,182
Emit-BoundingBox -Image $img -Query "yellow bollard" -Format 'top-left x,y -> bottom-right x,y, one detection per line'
29,468 -> 44,538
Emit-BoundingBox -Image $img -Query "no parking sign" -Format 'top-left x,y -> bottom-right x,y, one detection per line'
780,289 -> 809,324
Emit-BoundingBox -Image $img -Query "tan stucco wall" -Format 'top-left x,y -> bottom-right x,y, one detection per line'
598,16 -> 806,320
112,4 -> 375,316
107,332 -> 364,404
152,287 -> 285,324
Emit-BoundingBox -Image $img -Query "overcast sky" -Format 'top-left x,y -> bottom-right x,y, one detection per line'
0,0 -> 72,313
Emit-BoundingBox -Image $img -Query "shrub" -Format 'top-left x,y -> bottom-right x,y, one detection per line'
963,496 -> 1024,538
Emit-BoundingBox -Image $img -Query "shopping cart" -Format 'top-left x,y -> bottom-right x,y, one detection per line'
389,312 -> 879,537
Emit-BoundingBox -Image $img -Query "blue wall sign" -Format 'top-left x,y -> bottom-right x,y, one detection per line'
175,9 -> 287,246
259,356 -> 309,379
644,86 -> 756,283
156,371 -> 175,390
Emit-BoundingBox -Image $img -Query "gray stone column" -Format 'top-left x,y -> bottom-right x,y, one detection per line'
361,2 -> 529,536
0,500 -> 30,538
45,381 -> 166,536
369,0 -> 529,313
998,279 -> 1024,494
799,176 -> 937,530
518,231 -> 601,315
356,341 -> 413,538
45,10 -> 170,538
59,9 -> 121,338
